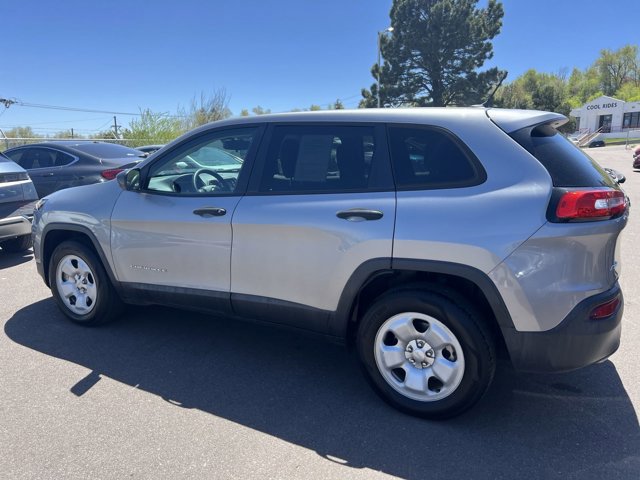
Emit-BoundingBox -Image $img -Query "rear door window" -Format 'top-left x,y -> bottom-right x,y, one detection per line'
387,126 -> 486,190
510,124 -> 614,187
257,125 -> 388,194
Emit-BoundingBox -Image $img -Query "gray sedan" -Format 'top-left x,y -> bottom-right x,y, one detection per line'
3,141 -> 145,198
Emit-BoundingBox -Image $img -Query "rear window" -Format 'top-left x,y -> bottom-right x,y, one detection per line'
510,124 -> 614,188
69,143 -> 143,159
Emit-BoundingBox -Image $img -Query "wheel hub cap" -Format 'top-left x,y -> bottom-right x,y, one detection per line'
55,254 -> 98,315
404,339 -> 435,369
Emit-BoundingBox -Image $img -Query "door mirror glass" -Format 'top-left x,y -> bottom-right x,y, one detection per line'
117,168 -> 141,191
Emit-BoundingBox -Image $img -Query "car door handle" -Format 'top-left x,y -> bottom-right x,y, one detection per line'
193,207 -> 227,217
40,172 -> 55,177
336,209 -> 384,221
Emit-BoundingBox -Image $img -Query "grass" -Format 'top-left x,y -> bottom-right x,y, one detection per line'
604,138 -> 640,146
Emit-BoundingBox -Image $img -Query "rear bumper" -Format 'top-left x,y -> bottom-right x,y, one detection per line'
503,283 -> 623,373
0,201 -> 36,242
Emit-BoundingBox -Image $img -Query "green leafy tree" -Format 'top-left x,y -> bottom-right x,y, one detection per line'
615,83 -> 640,102
566,67 -> 601,107
496,70 -> 571,113
309,104 -> 322,111
240,109 -> 250,116
121,109 -> 185,145
4,126 -> 41,138
333,99 -> 345,110
597,45 -> 638,96
361,0 -> 505,107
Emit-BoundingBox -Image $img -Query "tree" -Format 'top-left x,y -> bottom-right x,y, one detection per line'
180,89 -> 232,129
52,129 -> 79,139
615,82 -> 640,102
90,130 -> 118,140
121,109 -> 185,145
240,109 -> 250,116
494,70 -> 570,114
597,45 -> 638,96
566,67 -> 601,107
4,126 -> 40,138
333,99 -> 345,110
309,104 -> 322,111
251,106 -> 271,115
361,0 -> 505,107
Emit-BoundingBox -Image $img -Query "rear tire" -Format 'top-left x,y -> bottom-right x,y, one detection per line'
1,235 -> 32,253
49,240 -> 123,326
357,286 -> 495,419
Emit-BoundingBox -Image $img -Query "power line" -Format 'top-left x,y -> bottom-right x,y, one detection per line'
0,97 -> 186,118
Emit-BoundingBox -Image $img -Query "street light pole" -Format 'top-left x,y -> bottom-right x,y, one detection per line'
377,27 -> 393,108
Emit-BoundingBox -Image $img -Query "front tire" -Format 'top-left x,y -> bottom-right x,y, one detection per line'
49,240 -> 123,325
357,286 -> 495,419
1,234 -> 32,253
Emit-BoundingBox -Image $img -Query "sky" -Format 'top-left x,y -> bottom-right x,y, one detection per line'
1,0 -> 639,137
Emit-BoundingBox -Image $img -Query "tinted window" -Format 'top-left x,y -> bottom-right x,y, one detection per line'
259,125 -> 375,193
388,126 -> 484,189
510,124 -> 614,187
69,143 -> 143,159
52,150 -> 76,166
0,153 -> 12,163
145,127 -> 257,195
9,148 -> 55,169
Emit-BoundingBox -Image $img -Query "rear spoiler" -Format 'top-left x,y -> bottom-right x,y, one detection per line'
485,108 -> 567,133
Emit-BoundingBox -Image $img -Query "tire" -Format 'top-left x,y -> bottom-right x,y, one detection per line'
357,286 -> 495,419
49,240 -> 123,326
1,235 -> 32,253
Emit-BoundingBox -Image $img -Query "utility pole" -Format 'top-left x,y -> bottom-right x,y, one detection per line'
71,128 -> 74,139
112,115 -> 120,139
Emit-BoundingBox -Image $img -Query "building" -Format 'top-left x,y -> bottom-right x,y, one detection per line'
570,95 -> 640,135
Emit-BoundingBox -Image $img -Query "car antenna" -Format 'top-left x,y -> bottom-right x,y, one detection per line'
474,71 -> 508,108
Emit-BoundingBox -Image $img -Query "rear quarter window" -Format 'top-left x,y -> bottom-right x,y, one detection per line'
510,124 -> 615,188
388,126 -> 486,190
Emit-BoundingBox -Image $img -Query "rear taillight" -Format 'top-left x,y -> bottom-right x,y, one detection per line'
556,189 -> 626,220
101,168 -> 124,180
590,295 -> 620,319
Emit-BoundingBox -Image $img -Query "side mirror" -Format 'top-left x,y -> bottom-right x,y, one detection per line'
117,168 -> 141,191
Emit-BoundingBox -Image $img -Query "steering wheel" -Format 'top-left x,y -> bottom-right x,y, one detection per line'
192,168 -> 232,192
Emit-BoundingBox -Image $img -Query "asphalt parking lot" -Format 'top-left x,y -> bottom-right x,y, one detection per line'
1,144 -> 639,479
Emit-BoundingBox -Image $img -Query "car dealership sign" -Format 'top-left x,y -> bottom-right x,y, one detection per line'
586,102 -> 618,110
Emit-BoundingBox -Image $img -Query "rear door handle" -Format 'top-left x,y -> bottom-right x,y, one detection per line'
41,172 -> 55,177
336,209 -> 384,221
193,207 -> 227,217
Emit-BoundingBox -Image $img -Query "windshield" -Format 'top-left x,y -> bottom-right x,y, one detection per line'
189,147 -> 243,167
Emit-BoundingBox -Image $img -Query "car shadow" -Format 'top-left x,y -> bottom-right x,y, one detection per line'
5,300 -> 640,479
0,248 -> 33,269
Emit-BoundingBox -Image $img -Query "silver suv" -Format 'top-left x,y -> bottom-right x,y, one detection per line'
31,108 -> 628,418
1,152 -> 38,253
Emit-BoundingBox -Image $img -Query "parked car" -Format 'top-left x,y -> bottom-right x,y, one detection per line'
3,141 -> 145,198
135,144 -> 165,156
588,139 -> 606,148
0,152 -> 38,252
604,167 -> 626,184
32,108 -> 628,419
632,145 -> 640,169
